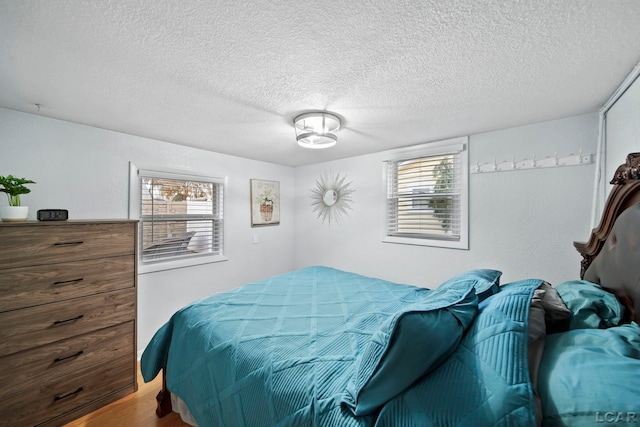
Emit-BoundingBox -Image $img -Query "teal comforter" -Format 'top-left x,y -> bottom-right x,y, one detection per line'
141,266 -> 542,427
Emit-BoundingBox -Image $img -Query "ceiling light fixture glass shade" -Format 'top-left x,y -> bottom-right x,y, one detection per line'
294,112 -> 341,149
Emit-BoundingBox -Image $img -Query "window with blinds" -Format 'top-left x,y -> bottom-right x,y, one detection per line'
384,137 -> 468,249
130,165 -> 226,271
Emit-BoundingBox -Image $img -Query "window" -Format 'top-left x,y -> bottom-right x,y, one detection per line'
129,164 -> 226,273
383,137 -> 468,249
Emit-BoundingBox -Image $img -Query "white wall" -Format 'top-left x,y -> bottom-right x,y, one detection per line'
605,74 -> 640,189
0,108 -> 605,352
0,108 -> 296,355
586,72 -> 640,228
293,113 -> 599,288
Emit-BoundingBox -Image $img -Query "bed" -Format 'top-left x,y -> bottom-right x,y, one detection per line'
141,152 -> 640,427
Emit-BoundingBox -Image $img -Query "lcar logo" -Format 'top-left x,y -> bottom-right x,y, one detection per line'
596,412 -> 639,424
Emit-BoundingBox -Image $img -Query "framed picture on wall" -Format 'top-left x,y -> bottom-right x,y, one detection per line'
250,179 -> 280,227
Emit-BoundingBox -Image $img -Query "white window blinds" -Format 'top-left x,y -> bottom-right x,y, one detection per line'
137,169 -> 224,264
384,138 -> 468,249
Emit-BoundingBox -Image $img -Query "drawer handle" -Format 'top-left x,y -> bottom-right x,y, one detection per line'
54,350 -> 84,363
53,278 -> 84,285
53,314 -> 84,325
53,241 -> 84,247
54,386 -> 84,402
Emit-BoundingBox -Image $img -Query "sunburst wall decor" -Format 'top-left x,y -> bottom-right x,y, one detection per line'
310,171 -> 355,225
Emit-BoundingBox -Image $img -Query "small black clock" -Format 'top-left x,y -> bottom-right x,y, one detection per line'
37,209 -> 69,221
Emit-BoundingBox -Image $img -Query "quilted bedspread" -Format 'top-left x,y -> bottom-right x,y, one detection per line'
375,279 -> 543,427
141,266 -> 541,427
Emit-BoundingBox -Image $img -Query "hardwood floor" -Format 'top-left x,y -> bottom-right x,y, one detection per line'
65,364 -> 191,427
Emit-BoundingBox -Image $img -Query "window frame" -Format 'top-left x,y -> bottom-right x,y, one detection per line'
128,163 -> 228,274
382,137 -> 469,250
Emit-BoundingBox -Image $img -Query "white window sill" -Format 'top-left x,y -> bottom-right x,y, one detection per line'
382,236 -> 468,250
138,254 -> 228,274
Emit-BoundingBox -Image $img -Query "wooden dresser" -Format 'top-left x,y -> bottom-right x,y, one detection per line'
0,220 -> 138,427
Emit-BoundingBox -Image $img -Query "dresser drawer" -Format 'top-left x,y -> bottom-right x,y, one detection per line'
0,321 -> 134,398
0,354 -> 133,427
0,255 -> 134,312
0,222 -> 135,269
0,288 -> 135,357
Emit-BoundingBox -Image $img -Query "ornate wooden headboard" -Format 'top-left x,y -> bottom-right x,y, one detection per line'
574,152 -> 640,278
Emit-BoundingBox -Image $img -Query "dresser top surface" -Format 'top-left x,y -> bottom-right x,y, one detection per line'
0,219 -> 138,227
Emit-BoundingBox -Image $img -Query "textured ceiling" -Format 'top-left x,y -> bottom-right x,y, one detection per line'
1,1 -> 640,167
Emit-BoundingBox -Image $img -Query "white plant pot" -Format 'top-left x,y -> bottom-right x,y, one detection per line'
0,206 -> 29,222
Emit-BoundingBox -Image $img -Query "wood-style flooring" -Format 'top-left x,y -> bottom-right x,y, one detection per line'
64,364 -> 190,427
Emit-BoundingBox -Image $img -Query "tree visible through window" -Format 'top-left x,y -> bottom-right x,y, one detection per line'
428,158 -> 454,231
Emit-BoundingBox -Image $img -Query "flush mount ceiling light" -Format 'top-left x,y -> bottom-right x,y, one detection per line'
294,112 -> 341,149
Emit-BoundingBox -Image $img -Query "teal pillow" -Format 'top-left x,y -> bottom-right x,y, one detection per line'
462,269 -> 502,301
555,280 -> 625,329
539,324 -> 640,426
342,270 -> 501,416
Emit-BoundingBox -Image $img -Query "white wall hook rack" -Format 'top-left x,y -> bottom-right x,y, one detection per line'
472,151 -> 593,174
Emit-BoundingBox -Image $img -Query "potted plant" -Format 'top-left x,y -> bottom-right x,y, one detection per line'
259,188 -> 274,222
0,175 -> 36,222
